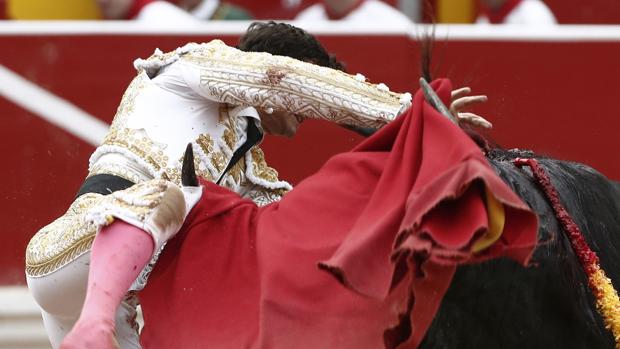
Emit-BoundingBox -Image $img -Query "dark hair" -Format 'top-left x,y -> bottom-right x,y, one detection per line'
237,21 -> 345,72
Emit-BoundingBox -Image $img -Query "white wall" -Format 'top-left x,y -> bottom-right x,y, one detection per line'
0,287 -> 50,349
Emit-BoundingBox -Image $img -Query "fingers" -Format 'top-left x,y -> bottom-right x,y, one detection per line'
457,112 -> 493,129
450,87 -> 492,129
450,95 -> 488,113
451,87 -> 471,100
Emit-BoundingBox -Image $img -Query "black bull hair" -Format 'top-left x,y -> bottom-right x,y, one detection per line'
412,35 -> 620,346
417,149 -> 620,348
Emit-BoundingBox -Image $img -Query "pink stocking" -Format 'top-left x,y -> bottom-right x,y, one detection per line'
61,220 -> 154,349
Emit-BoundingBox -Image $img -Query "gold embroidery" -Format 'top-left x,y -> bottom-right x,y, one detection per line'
111,73 -> 149,128
99,128 -> 168,173
250,148 -> 279,182
211,152 -> 226,172
94,85 -> 243,187
196,133 -> 215,154
26,180 -> 184,278
28,145 -> 285,277
32,45 -> 317,275
26,235 -> 96,277
218,103 -> 228,123
107,181 -> 171,218
88,163 -> 146,184
247,187 -> 289,207
91,73 -> 172,181
193,133 -> 223,182
26,193 -> 103,277
226,159 -> 245,185
220,105 -> 241,151
216,104 -> 242,186
174,40 -> 409,128
169,150 -> 216,184
222,128 -> 236,150
92,71 -> 223,186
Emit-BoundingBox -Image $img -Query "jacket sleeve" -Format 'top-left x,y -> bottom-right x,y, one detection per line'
136,40 -> 412,129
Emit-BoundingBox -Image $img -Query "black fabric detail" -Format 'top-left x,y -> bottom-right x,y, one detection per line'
76,174 -> 135,198
216,119 -> 263,185
76,120 -> 262,195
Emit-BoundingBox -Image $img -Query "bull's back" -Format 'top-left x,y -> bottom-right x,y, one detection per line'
420,153 -> 620,349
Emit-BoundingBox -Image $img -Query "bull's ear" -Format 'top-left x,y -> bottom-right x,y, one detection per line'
182,143 -> 199,187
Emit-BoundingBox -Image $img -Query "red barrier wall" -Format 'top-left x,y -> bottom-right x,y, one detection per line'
544,0 -> 620,24
1,25 -> 619,285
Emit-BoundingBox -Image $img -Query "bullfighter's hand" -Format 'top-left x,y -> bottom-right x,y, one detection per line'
450,87 -> 492,129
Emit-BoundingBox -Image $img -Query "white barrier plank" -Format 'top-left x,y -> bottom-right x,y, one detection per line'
0,21 -> 620,41
0,287 -> 50,349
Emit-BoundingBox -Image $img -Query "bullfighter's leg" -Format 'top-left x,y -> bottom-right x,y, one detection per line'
27,252 -> 142,349
60,221 -> 153,349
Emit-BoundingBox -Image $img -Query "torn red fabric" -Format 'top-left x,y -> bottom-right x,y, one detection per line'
139,79 -> 538,348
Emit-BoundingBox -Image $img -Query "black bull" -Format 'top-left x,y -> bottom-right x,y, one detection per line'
418,149 -> 620,348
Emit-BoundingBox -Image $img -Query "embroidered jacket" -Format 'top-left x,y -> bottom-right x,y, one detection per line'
26,39 -> 412,279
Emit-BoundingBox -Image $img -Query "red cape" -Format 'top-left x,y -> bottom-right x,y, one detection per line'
139,79 -> 538,348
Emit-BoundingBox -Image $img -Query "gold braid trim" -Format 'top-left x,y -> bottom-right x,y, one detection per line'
26,234 -> 96,277
26,193 -> 103,277
174,40 -> 410,128
246,186 -> 289,207
250,147 -> 280,183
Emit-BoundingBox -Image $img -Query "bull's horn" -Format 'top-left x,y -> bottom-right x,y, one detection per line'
419,77 -> 458,125
181,143 -> 199,187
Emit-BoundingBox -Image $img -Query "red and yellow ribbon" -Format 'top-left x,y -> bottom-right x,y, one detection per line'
514,158 -> 620,347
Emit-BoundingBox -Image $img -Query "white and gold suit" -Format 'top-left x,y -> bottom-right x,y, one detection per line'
25,40 -> 411,348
